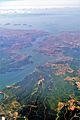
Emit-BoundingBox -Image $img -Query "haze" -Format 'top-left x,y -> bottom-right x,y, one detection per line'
0,0 -> 80,9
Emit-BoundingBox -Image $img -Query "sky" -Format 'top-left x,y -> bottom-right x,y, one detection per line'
0,0 -> 80,9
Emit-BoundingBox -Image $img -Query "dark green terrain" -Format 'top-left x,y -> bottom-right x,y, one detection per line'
0,29 -> 80,120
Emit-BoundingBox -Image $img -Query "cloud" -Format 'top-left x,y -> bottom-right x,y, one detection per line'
0,0 -> 80,9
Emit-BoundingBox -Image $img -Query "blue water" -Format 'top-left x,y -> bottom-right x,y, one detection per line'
0,10 -> 80,91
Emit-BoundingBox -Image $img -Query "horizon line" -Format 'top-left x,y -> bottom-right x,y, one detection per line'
0,6 -> 80,10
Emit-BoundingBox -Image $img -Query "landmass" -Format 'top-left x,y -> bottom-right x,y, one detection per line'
0,28 -> 80,119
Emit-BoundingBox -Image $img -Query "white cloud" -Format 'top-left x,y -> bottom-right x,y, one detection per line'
0,0 -> 80,9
